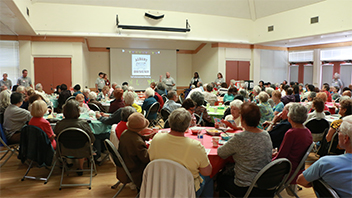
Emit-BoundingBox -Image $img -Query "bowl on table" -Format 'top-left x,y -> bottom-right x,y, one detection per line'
205,129 -> 222,136
189,127 -> 205,135
221,132 -> 235,141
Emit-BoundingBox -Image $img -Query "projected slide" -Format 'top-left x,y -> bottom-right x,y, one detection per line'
132,54 -> 150,75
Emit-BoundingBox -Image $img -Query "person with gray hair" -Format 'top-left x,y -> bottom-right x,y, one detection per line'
156,82 -> 167,96
331,72 -> 344,93
272,103 -> 312,195
123,91 -> 142,113
82,88 -> 90,103
190,91 -> 214,127
148,108 -> 213,197
142,87 -> 157,120
0,90 -> 11,112
297,115 -> 352,198
252,85 -> 261,104
88,91 -> 106,113
203,84 -> 218,106
223,99 -> 243,130
108,82 -> 118,98
115,106 -> 137,139
257,92 -> 274,129
162,90 -> 181,112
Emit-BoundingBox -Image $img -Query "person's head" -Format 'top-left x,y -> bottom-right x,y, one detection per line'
197,81 -> 203,88
169,108 -> 191,133
73,84 -> 81,92
283,80 -> 287,85
230,99 -> 243,119
308,91 -> 316,101
239,89 -> 247,98
122,85 -> 128,92
63,100 -> 80,119
259,80 -> 264,87
312,97 -> 325,113
323,84 -> 330,92
145,87 -> 155,98
167,91 -> 178,101
316,92 -> 327,103
111,82 -> 117,89
60,84 -> 68,91
28,94 -> 44,105
122,82 -> 128,86
82,88 -> 90,98
227,87 -> 238,96
292,85 -> 299,94
150,82 -> 156,89
35,83 -> 43,92
157,82 -> 166,91
121,106 -> 137,122
290,81 -> 295,87
234,94 -> 244,101
206,84 -> 213,92
253,85 -> 261,95
166,72 -> 170,78
339,98 -> 352,117
26,87 -> 34,97
88,91 -> 97,100
22,69 -> 28,77
55,85 -> 61,93
30,100 -> 47,118
102,86 -> 109,94
98,72 -> 104,78
2,73 -> 8,79
103,73 -> 108,79
258,92 -> 269,103
11,92 -> 23,105
230,79 -> 236,87
288,103 -> 307,124
307,84 -> 315,92
299,83 -> 304,91
339,115 -> 352,148
265,87 -> 274,97
127,112 -> 149,132
272,90 -> 282,103
217,72 -> 223,79
281,103 -> 292,120
190,91 -> 204,107
342,90 -> 352,98
113,88 -> 123,100
16,85 -> 25,95
333,86 -> 340,93
123,91 -> 135,106
0,90 -> 11,108
182,98 -> 196,114
75,94 -> 85,106
285,87 -> 293,95
194,72 -> 199,78
220,82 -> 227,88
240,102 -> 261,128
334,73 -> 340,80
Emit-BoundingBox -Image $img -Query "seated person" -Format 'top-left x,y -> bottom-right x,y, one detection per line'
331,86 -> 340,101
142,88 -> 157,121
57,84 -> 72,112
297,115 -> 352,198
292,85 -> 301,102
257,92 -> 274,129
35,83 -> 51,105
123,91 -> 142,113
115,106 -> 136,139
75,94 -> 90,114
0,90 -> 11,113
88,91 -> 106,113
223,87 -> 237,103
182,98 -> 197,127
251,85 -> 261,104
322,84 -> 332,102
155,82 -> 167,96
154,91 -> 164,110
342,90 -> 351,98
109,88 -> 125,113
82,88 -> 90,103
97,85 -> 109,101
218,82 -> 228,96
316,92 -> 329,112
217,102 -> 273,197
162,91 -> 181,112
272,103 -> 312,195
118,112 -> 150,188
72,84 -> 82,97
29,100 -> 56,149
222,99 -> 243,130
3,92 -> 32,144
190,91 -> 214,127
203,84 -> 218,106
96,107 -> 125,125
54,100 -> 95,175
281,87 -> 295,106
272,90 -> 284,115
303,97 -> 326,125
148,108 -> 213,197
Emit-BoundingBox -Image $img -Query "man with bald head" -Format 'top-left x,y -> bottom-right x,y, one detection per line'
342,90 -> 351,98
160,72 -> 176,91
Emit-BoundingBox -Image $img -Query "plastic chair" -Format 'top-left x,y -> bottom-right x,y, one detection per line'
276,142 -> 315,197
226,158 -> 292,198
305,118 -> 330,142
0,123 -> 19,167
163,119 -> 170,128
18,125 -> 57,184
88,103 -> 101,112
160,108 -> 171,122
104,139 -> 139,198
139,159 -> 196,198
312,179 -> 340,198
57,127 -> 97,190
145,102 -> 160,127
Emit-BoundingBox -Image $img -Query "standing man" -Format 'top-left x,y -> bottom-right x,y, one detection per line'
160,72 -> 176,91
0,73 -> 12,90
17,69 -> 32,88
95,72 -> 105,92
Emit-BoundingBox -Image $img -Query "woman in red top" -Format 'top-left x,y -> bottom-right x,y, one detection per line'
115,106 -> 136,139
28,100 -> 56,149
109,88 -> 125,113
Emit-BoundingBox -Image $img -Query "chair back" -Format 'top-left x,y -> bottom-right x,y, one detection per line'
160,108 -> 171,121
163,120 -> 170,128
324,111 -> 331,115
57,127 -> 92,159
140,159 -> 196,198
65,96 -> 76,104
145,102 -> 160,120
0,123 -> 8,146
224,101 -> 231,106
162,95 -> 167,103
178,94 -> 184,104
312,179 -> 340,198
0,112 -> 4,124
104,139 -> 135,185
194,113 -> 205,126
88,103 -> 101,111
305,118 -> 330,134
245,158 -> 292,198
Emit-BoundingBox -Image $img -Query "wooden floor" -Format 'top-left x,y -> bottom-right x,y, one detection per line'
0,149 -> 319,198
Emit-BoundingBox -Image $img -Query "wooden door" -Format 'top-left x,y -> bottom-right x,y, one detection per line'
226,61 -> 238,86
237,61 -> 250,81
34,58 -> 71,93
226,61 -> 250,85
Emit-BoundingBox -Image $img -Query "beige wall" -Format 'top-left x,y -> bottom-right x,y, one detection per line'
88,52 -> 110,89
192,44 -> 219,85
176,54 -> 192,86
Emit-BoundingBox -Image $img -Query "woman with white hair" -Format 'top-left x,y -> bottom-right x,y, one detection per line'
124,91 -> 142,113
222,99 -> 243,130
252,85 -> 261,104
257,92 -> 274,129
0,90 -> 11,112
272,103 -> 312,195
82,88 -> 90,103
142,87 -> 157,120
332,73 -> 343,93
88,91 -> 106,113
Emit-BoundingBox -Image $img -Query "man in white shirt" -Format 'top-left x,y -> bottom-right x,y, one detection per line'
95,72 -> 105,92
203,84 -> 218,106
163,91 -> 181,112
160,72 -> 176,91
17,69 -> 32,88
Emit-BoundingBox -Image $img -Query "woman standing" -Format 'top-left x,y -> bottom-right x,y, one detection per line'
103,73 -> 110,88
190,72 -> 202,88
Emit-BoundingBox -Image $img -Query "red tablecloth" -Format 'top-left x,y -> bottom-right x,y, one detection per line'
158,127 -> 241,178
326,102 -> 336,114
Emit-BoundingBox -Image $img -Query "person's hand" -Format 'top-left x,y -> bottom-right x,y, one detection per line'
140,128 -> 153,136
272,112 -> 282,124
50,134 -> 56,141
221,120 -> 233,128
262,121 -> 272,129
272,148 -> 278,158
95,112 -> 101,119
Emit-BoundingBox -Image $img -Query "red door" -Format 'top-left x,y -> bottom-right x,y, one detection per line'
34,58 -> 72,93
226,61 -> 250,85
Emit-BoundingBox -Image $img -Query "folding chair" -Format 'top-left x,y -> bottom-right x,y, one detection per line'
226,158 -> 292,198
224,101 -> 231,106
276,143 -> 315,198
18,125 -> 57,184
65,96 -> 76,104
161,95 -> 167,103
145,102 -> 160,127
312,179 -> 340,198
0,123 -> 19,167
305,118 -> 330,152
178,94 -> 184,104
163,119 -> 170,128
140,159 -> 195,198
88,103 -> 101,112
194,113 -> 205,126
57,127 -> 97,190
104,139 -> 139,198
327,131 -> 345,155
160,108 -> 171,122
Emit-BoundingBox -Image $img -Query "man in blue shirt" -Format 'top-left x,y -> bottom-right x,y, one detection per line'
162,91 -> 181,113
297,115 -> 352,198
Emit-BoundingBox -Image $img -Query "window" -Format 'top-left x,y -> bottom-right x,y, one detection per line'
0,41 -> 20,87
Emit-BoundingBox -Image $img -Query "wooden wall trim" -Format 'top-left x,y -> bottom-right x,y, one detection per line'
212,43 -> 252,49
0,35 -> 85,43
288,41 -> 352,51
89,47 -> 110,52
194,43 -> 207,54
177,43 -> 207,54
253,44 -> 287,51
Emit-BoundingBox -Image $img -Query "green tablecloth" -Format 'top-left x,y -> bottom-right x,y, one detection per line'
49,98 -> 58,108
207,106 -> 226,121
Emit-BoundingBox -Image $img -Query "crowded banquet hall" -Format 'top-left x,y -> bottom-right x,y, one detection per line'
1,0 -> 352,197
